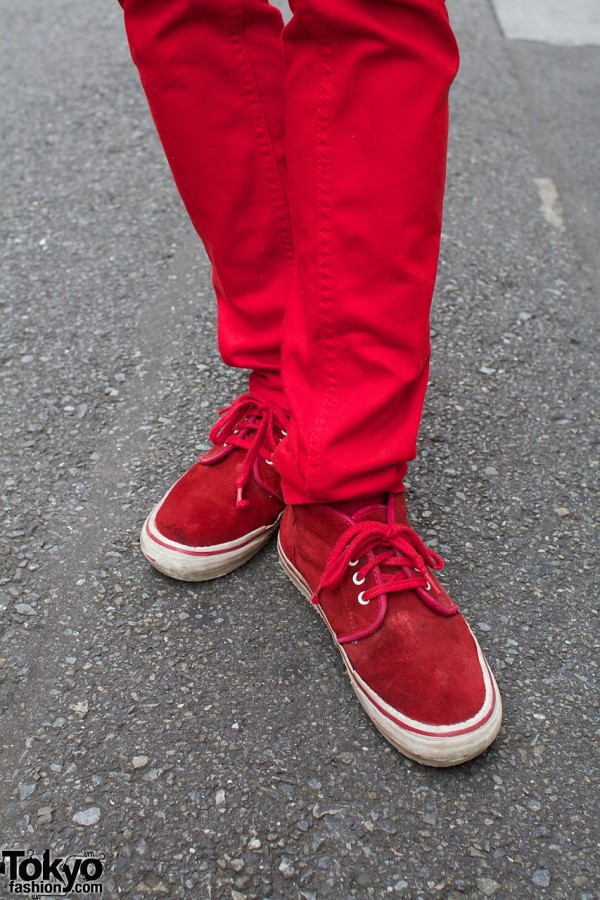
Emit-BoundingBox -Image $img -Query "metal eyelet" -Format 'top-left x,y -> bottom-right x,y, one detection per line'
424,581 -> 431,591
265,459 -> 274,466
357,591 -> 369,606
349,559 -> 359,567
352,572 -> 366,586
281,429 -> 288,436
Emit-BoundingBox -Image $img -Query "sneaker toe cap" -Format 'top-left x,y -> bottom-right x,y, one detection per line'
344,598 -> 490,729
153,460 -> 282,548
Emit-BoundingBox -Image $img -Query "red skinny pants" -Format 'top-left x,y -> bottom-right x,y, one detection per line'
120,0 -> 460,504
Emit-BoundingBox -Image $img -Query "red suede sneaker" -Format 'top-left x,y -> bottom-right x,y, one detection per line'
141,394 -> 289,581
278,493 -> 502,766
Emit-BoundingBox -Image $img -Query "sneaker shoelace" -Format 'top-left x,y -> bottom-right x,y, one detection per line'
201,394 -> 289,508
312,519 -> 459,617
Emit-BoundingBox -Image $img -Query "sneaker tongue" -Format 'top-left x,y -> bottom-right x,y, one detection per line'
328,493 -> 388,520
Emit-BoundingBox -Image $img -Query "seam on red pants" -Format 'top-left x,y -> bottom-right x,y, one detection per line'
231,1 -> 295,271
307,29 -> 337,497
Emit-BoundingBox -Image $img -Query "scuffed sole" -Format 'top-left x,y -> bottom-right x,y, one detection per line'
140,509 -> 282,582
278,537 -> 502,767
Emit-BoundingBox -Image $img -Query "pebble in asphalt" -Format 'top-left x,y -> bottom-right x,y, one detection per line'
0,0 -> 598,897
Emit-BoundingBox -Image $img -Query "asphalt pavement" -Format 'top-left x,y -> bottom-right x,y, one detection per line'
0,0 -> 598,897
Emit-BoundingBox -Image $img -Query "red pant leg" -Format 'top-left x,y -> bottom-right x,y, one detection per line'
120,0 -> 293,406
274,0 -> 460,503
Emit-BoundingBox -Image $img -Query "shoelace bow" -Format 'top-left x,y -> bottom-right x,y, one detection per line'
313,519 -> 458,616
203,395 -> 289,508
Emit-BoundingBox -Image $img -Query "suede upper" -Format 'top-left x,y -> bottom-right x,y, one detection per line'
153,395 -> 287,547
154,449 -> 284,547
279,494 -> 488,727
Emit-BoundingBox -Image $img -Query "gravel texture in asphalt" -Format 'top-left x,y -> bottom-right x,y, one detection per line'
0,0 -> 598,897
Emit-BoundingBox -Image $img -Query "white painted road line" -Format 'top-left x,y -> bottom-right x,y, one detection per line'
534,178 -> 566,232
491,0 -> 600,46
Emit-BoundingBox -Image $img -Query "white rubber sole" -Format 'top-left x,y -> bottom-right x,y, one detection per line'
278,537 -> 503,767
140,506 -> 282,582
